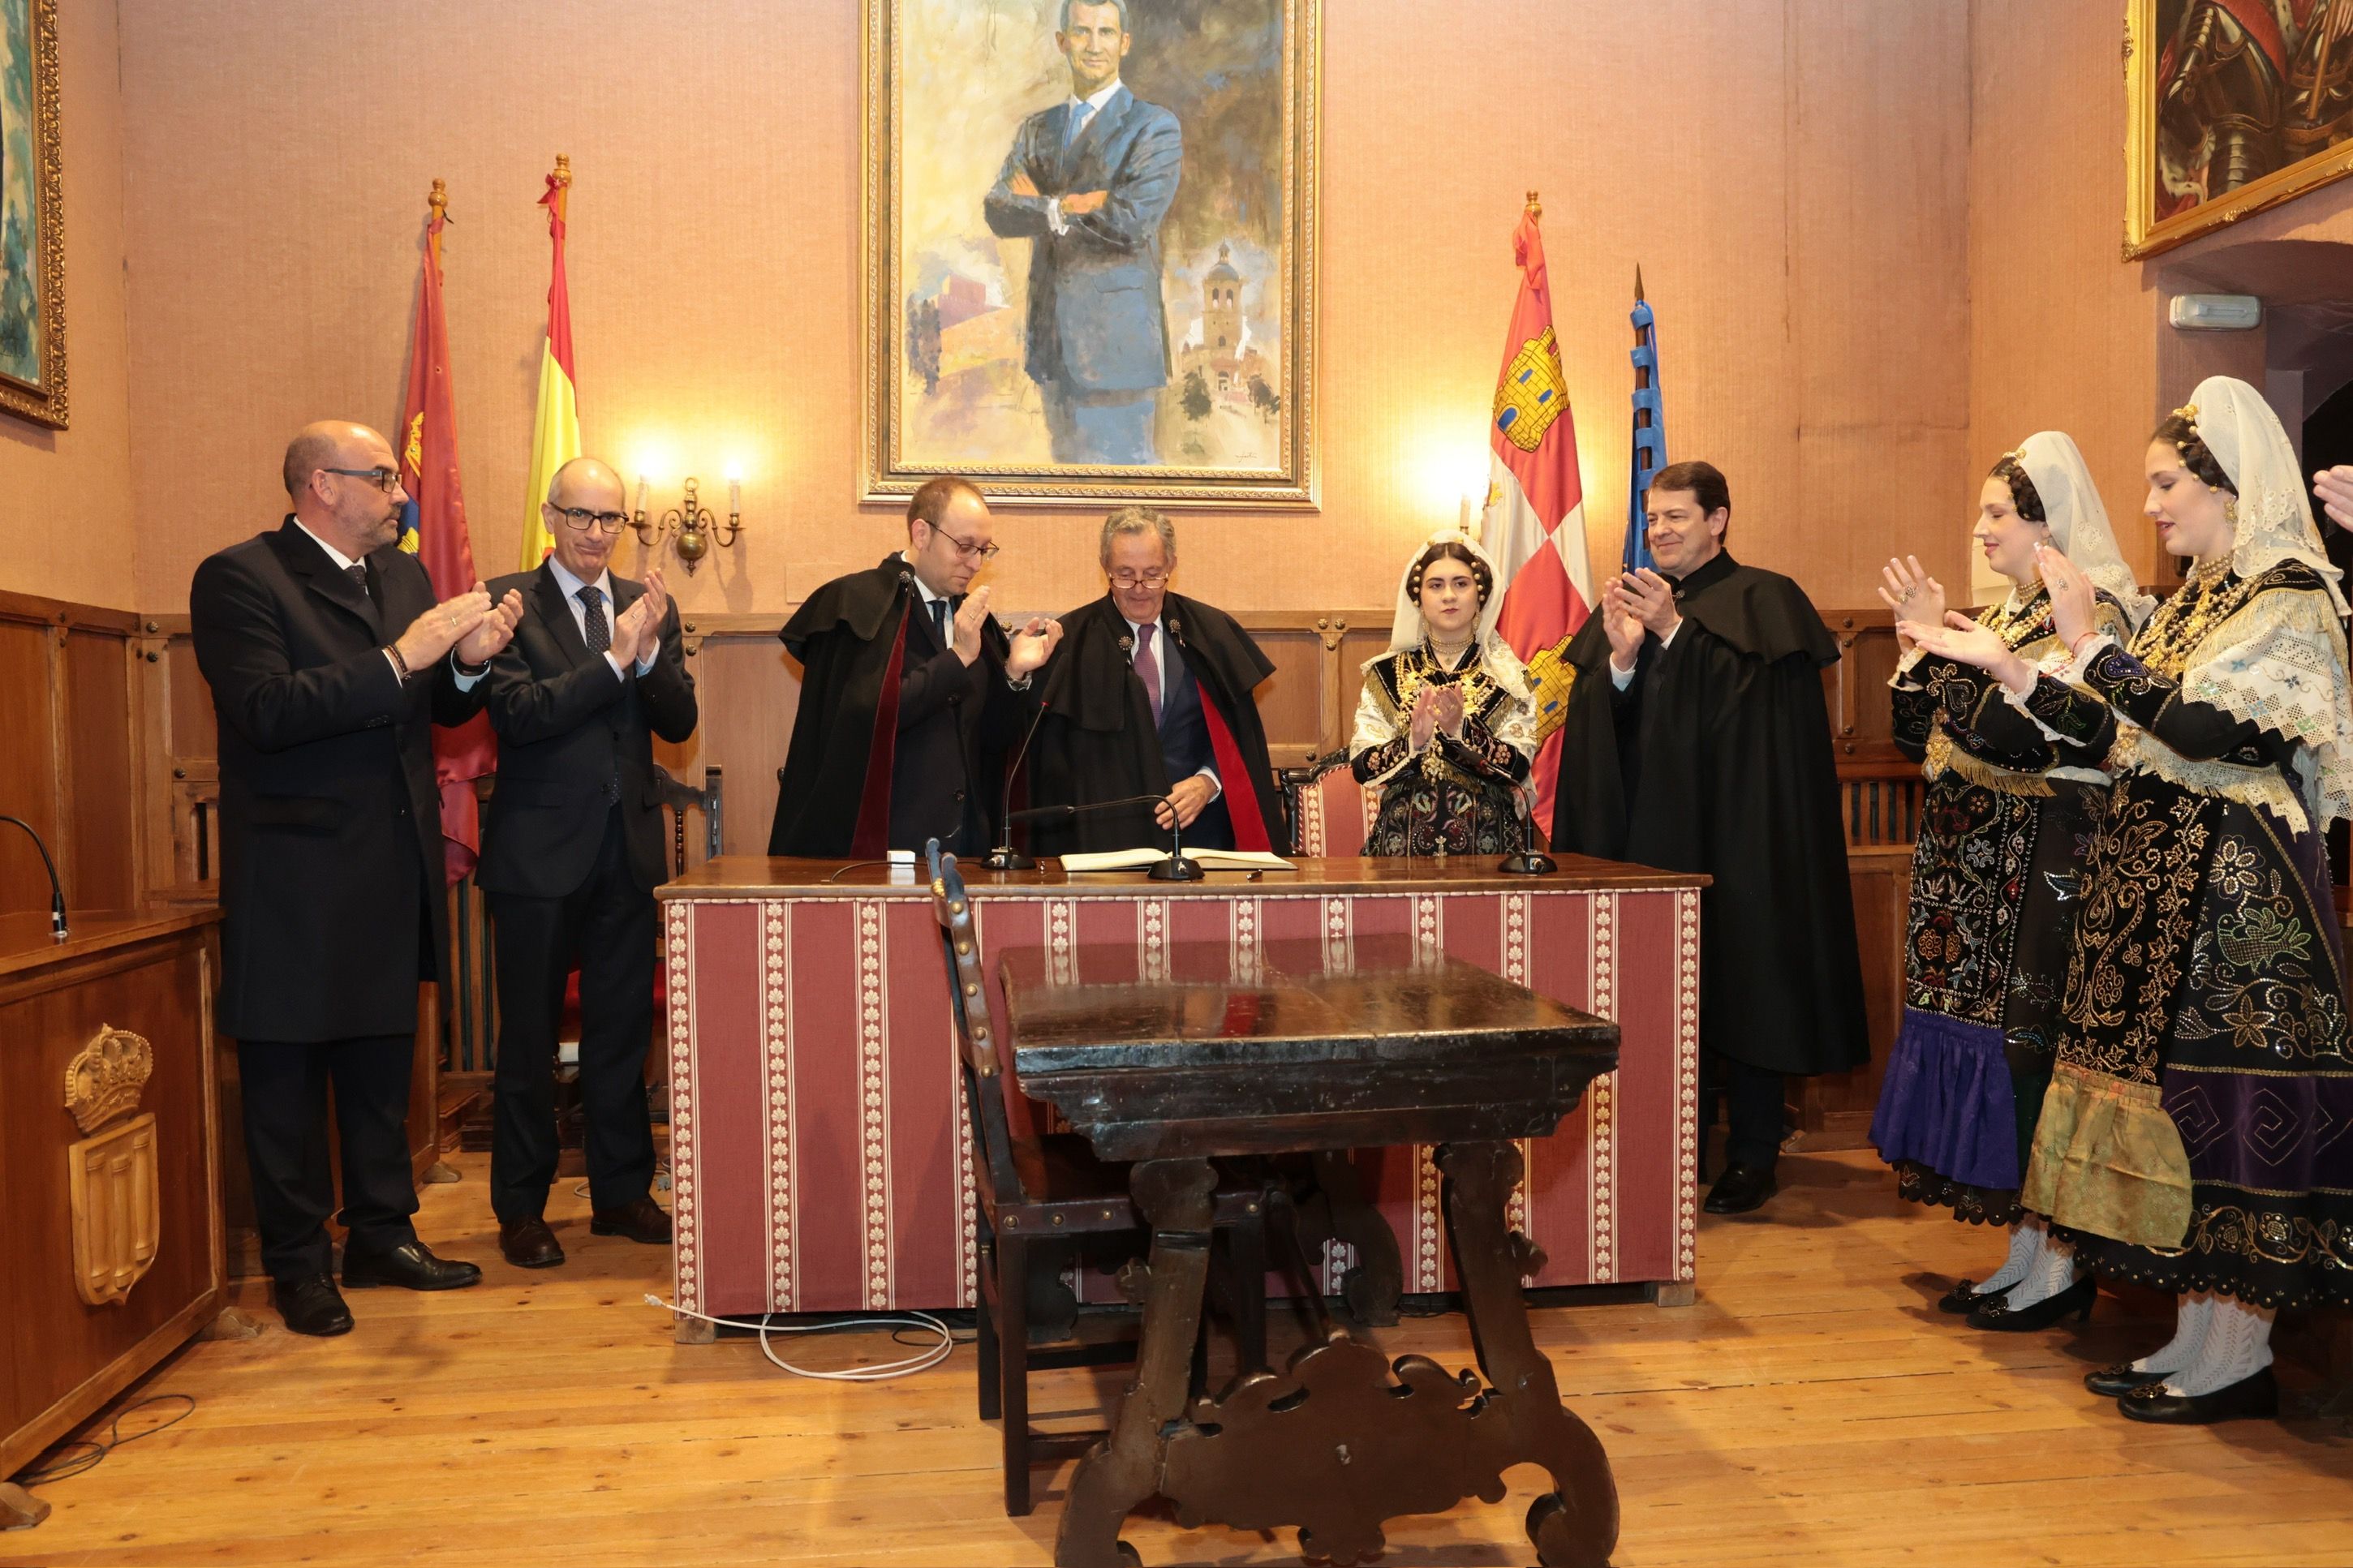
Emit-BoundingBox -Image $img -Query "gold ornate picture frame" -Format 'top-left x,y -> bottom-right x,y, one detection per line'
862,0 -> 1318,508
0,0 -> 65,429
2126,0 -> 2353,260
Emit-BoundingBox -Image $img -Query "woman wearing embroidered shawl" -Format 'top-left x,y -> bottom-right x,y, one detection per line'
1870,434 -> 2151,1330
1909,377 -> 2353,1425
1349,532 -> 1542,856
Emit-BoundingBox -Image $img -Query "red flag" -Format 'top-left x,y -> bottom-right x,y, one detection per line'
397,182 -> 496,885
1478,197 -> 1594,831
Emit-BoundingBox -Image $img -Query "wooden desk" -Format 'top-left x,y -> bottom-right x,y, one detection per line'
1,909 -> 225,1520
1000,935 -> 1620,1567
656,856 -> 1704,1326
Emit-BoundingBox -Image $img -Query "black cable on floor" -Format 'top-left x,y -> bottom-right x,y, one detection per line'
15,1394 -> 196,1486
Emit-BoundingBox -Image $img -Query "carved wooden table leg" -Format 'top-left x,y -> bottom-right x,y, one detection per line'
1440,1140 -> 1620,1568
1055,1158 -> 1219,1568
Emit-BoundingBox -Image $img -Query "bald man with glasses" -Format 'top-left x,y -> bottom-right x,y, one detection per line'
189,419 -> 525,1335
474,457 -> 699,1269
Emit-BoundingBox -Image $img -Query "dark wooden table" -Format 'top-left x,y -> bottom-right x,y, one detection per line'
999,933 -> 1622,1568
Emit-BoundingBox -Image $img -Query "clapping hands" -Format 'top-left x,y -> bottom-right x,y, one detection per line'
608,569 -> 671,669
1408,683 -> 1465,751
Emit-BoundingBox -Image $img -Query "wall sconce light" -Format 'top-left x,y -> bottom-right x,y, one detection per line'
630,475 -> 744,574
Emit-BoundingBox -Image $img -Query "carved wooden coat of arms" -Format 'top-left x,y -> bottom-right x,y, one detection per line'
63,1026 -> 160,1307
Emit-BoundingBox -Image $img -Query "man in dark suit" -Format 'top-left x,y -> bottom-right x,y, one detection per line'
767,478 -> 1062,857
983,0 -> 1182,465
476,458 -> 699,1269
190,420 -> 523,1336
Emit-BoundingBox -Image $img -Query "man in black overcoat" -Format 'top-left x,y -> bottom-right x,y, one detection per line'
476,458 -> 699,1269
768,478 -> 1063,858
1026,505 -> 1287,855
1551,460 -> 1869,1216
190,420 -> 523,1334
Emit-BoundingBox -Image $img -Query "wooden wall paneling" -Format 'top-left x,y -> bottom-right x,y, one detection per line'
0,611 -> 63,917
63,629 -> 140,911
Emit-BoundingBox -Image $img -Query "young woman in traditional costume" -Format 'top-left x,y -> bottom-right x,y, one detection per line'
1870,433 -> 2151,1327
1349,533 -> 1542,856
1907,377 -> 2353,1423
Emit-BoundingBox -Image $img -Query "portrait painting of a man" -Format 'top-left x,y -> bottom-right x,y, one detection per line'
867,0 -> 1317,504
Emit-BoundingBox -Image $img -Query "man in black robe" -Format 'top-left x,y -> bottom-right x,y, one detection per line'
1026,506 -> 1288,855
1551,460 -> 1869,1216
767,478 -> 1061,857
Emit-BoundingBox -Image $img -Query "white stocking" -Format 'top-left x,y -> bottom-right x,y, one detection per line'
1999,1227 -> 2079,1308
1977,1218 -> 2041,1295
2130,1293 -> 2213,1377
2165,1295 -> 2274,1398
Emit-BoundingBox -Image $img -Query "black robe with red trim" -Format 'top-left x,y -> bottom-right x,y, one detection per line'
1026,593 -> 1287,856
767,555 -> 1019,858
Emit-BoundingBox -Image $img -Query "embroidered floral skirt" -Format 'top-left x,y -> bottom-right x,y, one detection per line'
2026,773 -> 2353,1309
1873,774 -> 2099,1225
1361,775 -> 1529,858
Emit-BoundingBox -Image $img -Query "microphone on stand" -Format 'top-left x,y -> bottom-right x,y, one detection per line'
1498,788 -> 1556,876
983,697 -> 1051,872
1006,794 -> 1205,882
1,814 -> 70,940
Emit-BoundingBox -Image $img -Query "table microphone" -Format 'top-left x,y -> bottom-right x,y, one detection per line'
0,814 -> 69,940
984,697 -> 1051,872
1006,794 -> 1205,882
1498,789 -> 1555,876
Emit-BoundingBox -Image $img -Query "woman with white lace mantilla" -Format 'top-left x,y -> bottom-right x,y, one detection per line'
1870,433 -> 2152,1327
1907,376 -> 2353,1425
1348,533 -> 1542,857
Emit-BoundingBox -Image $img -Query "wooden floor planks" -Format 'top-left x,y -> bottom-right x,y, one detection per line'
3,1149 -> 2347,1567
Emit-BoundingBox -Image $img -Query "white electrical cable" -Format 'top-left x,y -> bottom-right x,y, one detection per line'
645,1294 -> 956,1381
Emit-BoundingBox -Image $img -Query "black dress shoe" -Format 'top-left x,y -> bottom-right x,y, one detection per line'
1703,1163 -> 1778,1215
272,1274 -> 354,1337
1937,1278 -> 2011,1315
2085,1362 -> 2168,1397
590,1196 -> 673,1245
1965,1274 -> 2095,1331
342,1239 -> 484,1291
500,1217 -> 566,1269
2119,1365 -> 2278,1424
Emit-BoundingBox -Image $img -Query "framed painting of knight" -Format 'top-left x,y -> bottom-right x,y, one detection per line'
2128,0 -> 2353,258
862,0 -> 1318,506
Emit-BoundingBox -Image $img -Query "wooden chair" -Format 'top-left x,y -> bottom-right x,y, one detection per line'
926,844 -> 1273,1517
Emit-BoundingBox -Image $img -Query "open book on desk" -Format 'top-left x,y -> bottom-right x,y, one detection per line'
1058,848 -> 1297,874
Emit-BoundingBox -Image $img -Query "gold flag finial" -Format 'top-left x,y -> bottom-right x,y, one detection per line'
428,178 -> 447,219
1525,189 -> 1542,221
553,153 -> 572,188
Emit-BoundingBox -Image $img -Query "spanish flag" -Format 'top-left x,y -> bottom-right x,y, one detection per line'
518,155 -> 580,568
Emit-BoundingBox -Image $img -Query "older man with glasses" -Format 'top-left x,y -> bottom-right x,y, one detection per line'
1026,505 -> 1287,856
768,476 -> 1061,857
473,457 -> 699,1269
189,419 -> 525,1335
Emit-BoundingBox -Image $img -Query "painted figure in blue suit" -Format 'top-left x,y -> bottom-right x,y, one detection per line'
983,0 -> 1182,466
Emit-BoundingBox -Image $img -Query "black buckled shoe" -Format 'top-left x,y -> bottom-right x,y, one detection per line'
2118,1365 -> 2278,1424
2084,1362 -> 2168,1397
1703,1163 -> 1778,1215
1965,1274 -> 2095,1332
272,1274 -> 355,1337
342,1239 -> 484,1291
1937,1278 -> 2010,1315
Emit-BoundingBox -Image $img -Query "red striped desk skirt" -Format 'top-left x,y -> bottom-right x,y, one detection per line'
660,859 -> 1701,1321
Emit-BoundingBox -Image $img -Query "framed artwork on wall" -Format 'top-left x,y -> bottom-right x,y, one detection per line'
862,0 -> 1318,507
2127,0 -> 2353,259
0,0 -> 63,430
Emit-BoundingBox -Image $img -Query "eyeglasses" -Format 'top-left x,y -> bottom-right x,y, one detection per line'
552,505 -> 630,534
931,526 -> 1000,561
1108,569 -> 1168,587
323,466 -> 402,494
